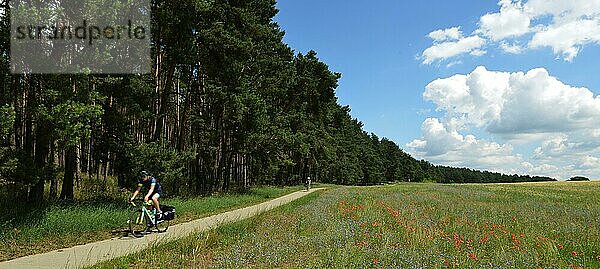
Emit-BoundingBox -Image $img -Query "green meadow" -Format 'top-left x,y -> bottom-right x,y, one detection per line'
92,182 -> 599,269
0,185 -> 301,261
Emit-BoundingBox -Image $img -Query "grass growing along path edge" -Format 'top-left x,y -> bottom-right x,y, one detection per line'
0,185 -> 304,261
91,182 -> 600,269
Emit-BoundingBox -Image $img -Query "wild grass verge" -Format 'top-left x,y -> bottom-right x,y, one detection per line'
0,185 -> 303,261
91,182 -> 599,269
89,190 -> 323,269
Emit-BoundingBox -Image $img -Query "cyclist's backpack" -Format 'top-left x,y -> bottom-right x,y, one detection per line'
162,205 -> 175,220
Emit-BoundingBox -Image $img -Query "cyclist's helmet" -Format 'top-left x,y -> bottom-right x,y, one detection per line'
140,170 -> 149,179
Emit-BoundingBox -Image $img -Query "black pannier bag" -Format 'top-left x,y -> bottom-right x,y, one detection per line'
161,205 -> 175,220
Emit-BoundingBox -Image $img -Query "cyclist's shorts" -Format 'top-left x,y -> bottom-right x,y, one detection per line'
152,193 -> 160,199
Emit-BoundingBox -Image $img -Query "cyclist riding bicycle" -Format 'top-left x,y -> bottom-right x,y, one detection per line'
130,171 -> 163,217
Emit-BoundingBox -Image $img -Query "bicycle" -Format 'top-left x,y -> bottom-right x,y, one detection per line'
128,198 -> 170,238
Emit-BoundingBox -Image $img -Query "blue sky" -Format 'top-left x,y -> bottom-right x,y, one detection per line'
274,0 -> 600,180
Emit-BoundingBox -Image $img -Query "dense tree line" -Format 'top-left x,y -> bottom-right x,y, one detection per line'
422,164 -> 555,184
568,176 -> 590,181
0,0 -> 555,204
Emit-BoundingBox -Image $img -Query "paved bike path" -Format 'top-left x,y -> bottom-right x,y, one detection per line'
0,188 -> 324,269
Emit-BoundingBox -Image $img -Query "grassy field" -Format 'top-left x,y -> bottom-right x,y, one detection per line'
91,182 -> 599,269
0,185 -> 302,261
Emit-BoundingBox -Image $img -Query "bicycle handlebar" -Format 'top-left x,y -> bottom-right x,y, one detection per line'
129,198 -> 152,207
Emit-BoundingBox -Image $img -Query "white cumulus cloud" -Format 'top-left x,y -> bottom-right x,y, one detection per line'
421,0 -> 600,64
500,41 -> 524,54
421,35 -> 486,65
428,27 -> 463,42
525,0 -> 600,20
407,117 -> 525,173
424,66 -> 600,134
478,0 -> 532,41
530,19 -> 600,61
409,66 -> 600,180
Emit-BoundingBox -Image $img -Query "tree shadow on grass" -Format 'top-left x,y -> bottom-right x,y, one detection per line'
0,183 -> 130,237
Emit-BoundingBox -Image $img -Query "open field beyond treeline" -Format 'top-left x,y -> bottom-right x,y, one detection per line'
93,182 -> 600,269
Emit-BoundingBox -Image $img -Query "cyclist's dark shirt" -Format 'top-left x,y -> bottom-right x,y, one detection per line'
138,176 -> 162,195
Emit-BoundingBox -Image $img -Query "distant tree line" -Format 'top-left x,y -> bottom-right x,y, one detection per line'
568,176 -> 590,182
423,165 -> 556,184
0,0 -> 555,204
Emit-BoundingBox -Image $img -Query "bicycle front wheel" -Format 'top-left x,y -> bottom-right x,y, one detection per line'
128,208 -> 149,238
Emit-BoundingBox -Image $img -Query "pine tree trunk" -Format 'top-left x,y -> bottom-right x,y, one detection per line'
49,141 -> 58,199
30,79 -> 51,205
31,126 -> 50,204
60,147 -> 76,201
76,144 -> 81,187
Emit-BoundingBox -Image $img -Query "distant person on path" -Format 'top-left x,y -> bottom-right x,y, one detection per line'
130,171 -> 163,217
305,176 -> 311,191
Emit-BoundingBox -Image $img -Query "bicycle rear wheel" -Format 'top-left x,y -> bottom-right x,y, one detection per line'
128,208 -> 149,238
154,214 -> 169,233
